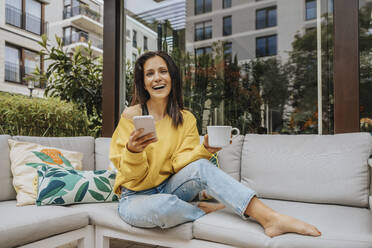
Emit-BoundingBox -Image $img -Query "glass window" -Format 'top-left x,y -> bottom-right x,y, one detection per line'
195,0 -> 212,15
195,46 -> 212,56
256,35 -> 277,57
25,0 -> 42,35
223,0 -> 232,9
359,0 -> 372,132
256,7 -> 277,29
224,42 -> 232,60
223,16 -> 232,36
195,21 -> 212,41
306,0 -> 316,20
24,49 -> 40,85
144,36 -> 148,50
132,53 -> 137,62
133,30 -> 137,48
5,0 -> 22,28
124,0 -> 334,135
5,45 -> 21,83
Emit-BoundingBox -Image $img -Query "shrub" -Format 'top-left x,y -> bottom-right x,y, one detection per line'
0,92 -> 91,137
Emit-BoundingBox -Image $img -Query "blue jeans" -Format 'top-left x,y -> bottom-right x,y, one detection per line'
118,159 -> 256,228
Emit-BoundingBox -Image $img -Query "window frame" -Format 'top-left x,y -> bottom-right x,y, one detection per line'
132,30 -> 137,48
195,0 -> 212,15
194,20 -> 212,41
5,0 -> 44,35
195,46 -> 212,57
255,34 -> 277,58
223,42 -> 232,60
256,6 -> 277,30
223,15 -> 232,36
305,0 -> 317,20
223,0 -> 232,9
4,42 -> 43,87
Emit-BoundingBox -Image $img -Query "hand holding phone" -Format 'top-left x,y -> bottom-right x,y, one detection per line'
127,115 -> 157,153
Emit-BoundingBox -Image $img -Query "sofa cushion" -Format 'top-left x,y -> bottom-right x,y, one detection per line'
265,199 -> 372,248
193,207 -> 270,247
95,137 -> 112,170
0,200 -> 89,247
241,133 -> 372,207
12,136 -> 95,170
0,135 -> 16,201
70,203 -> 193,241
193,198 -> 372,248
36,167 -> 118,206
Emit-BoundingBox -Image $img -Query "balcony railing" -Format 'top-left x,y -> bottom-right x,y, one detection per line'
5,62 -> 44,88
63,5 -> 101,23
5,4 -> 48,35
63,32 -> 103,50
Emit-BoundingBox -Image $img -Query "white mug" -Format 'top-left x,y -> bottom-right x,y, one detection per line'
207,126 -> 240,148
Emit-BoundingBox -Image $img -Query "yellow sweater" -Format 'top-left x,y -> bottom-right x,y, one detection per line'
109,110 -> 212,194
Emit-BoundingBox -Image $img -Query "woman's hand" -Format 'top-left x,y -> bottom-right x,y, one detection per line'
127,129 -> 158,153
203,134 -> 222,154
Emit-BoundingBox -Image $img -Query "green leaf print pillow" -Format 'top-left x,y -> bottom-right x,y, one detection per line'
36,166 -> 119,206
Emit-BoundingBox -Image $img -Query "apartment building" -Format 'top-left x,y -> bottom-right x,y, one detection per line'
125,14 -> 158,64
46,0 -> 104,57
186,0 -> 330,62
0,0 -> 50,97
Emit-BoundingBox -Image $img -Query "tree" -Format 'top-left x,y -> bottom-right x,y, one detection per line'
26,35 -> 103,136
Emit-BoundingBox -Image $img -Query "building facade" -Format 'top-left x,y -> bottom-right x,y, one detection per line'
0,0 -> 50,97
186,0 -> 330,62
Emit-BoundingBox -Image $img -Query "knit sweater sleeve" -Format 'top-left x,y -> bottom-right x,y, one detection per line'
109,117 -> 149,183
171,111 -> 212,173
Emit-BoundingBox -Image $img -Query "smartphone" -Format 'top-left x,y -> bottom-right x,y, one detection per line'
133,115 -> 157,138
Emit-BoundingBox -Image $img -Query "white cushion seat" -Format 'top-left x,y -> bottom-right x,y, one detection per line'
0,201 -> 89,248
193,198 -> 372,248
70,203 -> 193,241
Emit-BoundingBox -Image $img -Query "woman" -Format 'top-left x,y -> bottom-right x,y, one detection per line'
109,51 -> 321,237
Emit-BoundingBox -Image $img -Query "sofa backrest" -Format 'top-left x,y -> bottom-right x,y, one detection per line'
11,136 -> 95,170
0,135 -> 16,201
95,137 -> 112,171
240,133 -> 372,208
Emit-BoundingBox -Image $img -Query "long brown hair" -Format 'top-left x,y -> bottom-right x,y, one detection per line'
131,51 -> 184,127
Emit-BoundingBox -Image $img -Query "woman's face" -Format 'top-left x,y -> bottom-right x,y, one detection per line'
143,55 -> 172,101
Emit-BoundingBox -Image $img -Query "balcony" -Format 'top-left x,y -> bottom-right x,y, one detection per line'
5,4 -> 48,36
63,5 -> 103,35
63,31 -> 103,55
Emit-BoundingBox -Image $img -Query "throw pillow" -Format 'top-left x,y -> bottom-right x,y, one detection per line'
8,139 -> 83,206
36,167 -> 118,206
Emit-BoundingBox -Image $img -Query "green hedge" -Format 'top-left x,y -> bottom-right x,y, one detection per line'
0,92 -> 92,137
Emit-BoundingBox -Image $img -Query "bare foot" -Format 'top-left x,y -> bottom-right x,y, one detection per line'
263,213 -> 321,238
197,202 -> 225,214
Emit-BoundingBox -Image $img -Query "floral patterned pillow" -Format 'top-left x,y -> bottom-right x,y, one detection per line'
8,139 -> 83,206
36,166 -> 118,206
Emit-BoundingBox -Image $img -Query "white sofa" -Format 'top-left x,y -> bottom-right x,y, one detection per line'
1,133 -> 372,248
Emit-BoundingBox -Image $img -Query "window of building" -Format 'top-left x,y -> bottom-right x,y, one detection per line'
133,30 -> 137,48
195,46 -> 212,56
63,26 -> 89,45
223,16 -> 232,36
223,0 -> 231,9
5,43 -> 41,86
224,42 -> 232,60
256,35 -> 277,57
256,6 -> 277,29
306,0 -> 316,20
132,53 -> 137,62
5,0 -> 44,35
195,0 -> 212,15
195,20 -> 212,41
144,36 -> 148,50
